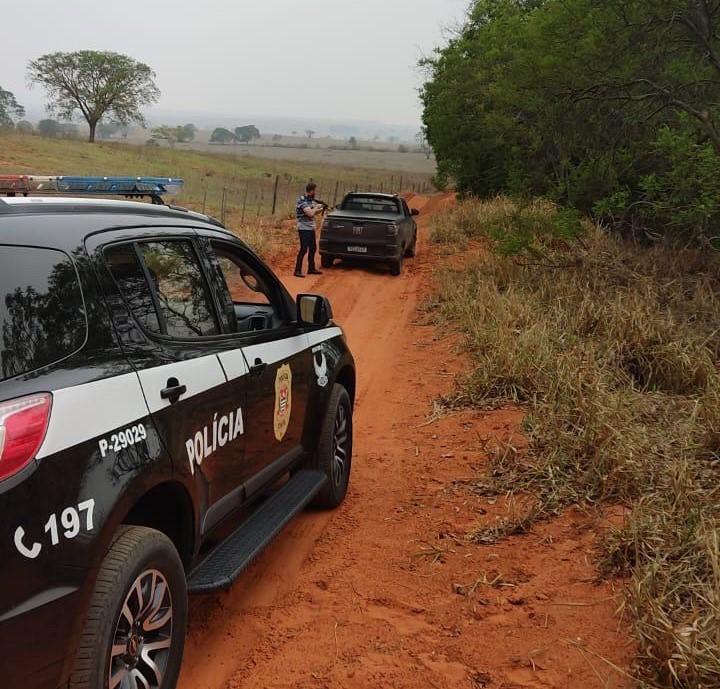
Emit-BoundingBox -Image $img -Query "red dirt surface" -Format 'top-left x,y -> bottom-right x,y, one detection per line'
176,195 -> 633,689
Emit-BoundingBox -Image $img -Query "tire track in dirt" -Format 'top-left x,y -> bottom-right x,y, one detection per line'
176,196 -> 438,689
177,194 -> 632,689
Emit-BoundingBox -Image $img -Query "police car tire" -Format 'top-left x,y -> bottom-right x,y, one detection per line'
312,384 -> 353,508
390,257 -> 403,276
321,254 -> 334,269
69,525 -> 188,689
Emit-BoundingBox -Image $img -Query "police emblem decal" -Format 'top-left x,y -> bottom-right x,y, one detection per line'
274,363 -> 293,441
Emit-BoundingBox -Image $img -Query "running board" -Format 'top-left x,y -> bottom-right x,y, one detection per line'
187,470 -> 326,594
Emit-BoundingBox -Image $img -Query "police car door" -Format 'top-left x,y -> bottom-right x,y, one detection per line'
202,237 -> 312,497
96,232 -> 248,533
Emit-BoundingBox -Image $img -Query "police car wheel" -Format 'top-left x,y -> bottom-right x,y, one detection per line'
70,526 -> 188,689
312,384 -> 353,508
321,255 -> 334,269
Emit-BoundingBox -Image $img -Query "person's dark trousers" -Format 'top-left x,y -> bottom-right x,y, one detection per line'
295,229 -> 317,274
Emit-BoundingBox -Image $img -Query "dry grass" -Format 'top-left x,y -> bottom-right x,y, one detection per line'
0,130 -> 432,237
427,197 -> 720,688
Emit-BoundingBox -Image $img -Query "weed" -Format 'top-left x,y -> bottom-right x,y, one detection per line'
428,196 -> 720,688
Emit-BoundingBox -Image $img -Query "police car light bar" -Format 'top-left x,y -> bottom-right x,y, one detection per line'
0,175 -> 184,201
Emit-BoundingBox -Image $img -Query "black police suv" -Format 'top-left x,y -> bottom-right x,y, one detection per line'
0,194 -> 355,689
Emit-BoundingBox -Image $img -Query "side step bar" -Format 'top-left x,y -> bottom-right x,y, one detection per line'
187,470 -> 326,594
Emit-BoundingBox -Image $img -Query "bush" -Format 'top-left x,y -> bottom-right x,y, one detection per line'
427,197 -> 720,688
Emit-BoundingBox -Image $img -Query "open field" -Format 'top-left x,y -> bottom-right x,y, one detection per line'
116,129 -> 437,175
159,141 -> 436,175
0,131 -> 434,221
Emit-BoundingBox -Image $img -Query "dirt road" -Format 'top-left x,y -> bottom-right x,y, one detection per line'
177,195 -> 632,689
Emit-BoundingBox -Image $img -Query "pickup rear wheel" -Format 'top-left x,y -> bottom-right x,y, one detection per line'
311,384 -> 353,508
390,256 -> 403,276
320,255 -> 334,269
70,526 -> 187,689
404,233 -> 417,258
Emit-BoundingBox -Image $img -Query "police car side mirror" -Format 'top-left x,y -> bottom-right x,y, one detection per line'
297,294 -> 333,328
410,208 -> 420,216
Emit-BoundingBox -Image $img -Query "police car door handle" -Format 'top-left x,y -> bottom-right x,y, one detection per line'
160,377 -> 187,404
249,358 -> 268,376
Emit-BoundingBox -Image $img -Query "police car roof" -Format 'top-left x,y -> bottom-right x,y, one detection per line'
0,196 -> 221,224
0,196 -> 231,251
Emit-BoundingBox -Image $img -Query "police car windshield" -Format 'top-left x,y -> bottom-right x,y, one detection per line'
340,196 -> 400,214
0,246 -> 86,381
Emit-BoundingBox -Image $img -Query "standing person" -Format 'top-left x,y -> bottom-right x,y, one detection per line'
294,182 -> 325,277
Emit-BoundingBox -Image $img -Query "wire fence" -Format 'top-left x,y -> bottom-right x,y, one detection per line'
179,171 -> 435,225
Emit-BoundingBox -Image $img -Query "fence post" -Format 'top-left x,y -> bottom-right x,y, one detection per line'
202,189 -> 207,214
241,182 -> 249,223
221,187 -> 227,224
333,180 -> 339,206
399,176 -> 403,191
354,184 -> 358,193
271,175 -> 280,215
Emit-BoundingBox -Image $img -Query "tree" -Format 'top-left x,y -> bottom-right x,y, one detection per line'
305,129 -> 315,139
349,136 -> 359,149
0,87 -> 24,127
16,120 -> 33,133
210,127 -> 237,144
416,128 -> 432,159
234,125 -> 260,144
27,51 -> 160,143
37,119 -> 61,138
179,124 -> 196,142
420,0 -> 720,237
151,125 -> 178,149
59,123 -> 80,140
97,121 -> 121,139
150,124 -> 194,148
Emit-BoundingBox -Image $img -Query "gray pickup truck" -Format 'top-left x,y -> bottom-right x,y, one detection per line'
319,192 -> 419,276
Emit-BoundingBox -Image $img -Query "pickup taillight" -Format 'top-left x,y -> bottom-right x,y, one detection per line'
0,394 -> 52,481
322,219 -> 330,230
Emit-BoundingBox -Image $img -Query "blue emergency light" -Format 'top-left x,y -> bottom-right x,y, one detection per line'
0,175 -> 184,202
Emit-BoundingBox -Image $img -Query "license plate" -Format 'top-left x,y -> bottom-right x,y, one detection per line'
347,245 -> 368,253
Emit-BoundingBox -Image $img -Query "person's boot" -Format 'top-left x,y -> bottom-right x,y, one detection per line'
308,264 -> 323,275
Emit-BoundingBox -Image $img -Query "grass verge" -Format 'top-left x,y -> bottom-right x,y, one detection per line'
427,196 -> 720,688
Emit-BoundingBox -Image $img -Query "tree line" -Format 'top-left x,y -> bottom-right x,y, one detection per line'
422,0 -> 720,239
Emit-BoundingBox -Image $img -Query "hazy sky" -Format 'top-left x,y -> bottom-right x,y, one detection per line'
3,0 -> 469,128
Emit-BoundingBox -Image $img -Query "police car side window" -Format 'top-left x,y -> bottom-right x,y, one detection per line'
209,242 -> 283,333
105,245 -> 161,333
215,252 -> 271,307
106,240 -> 219,338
